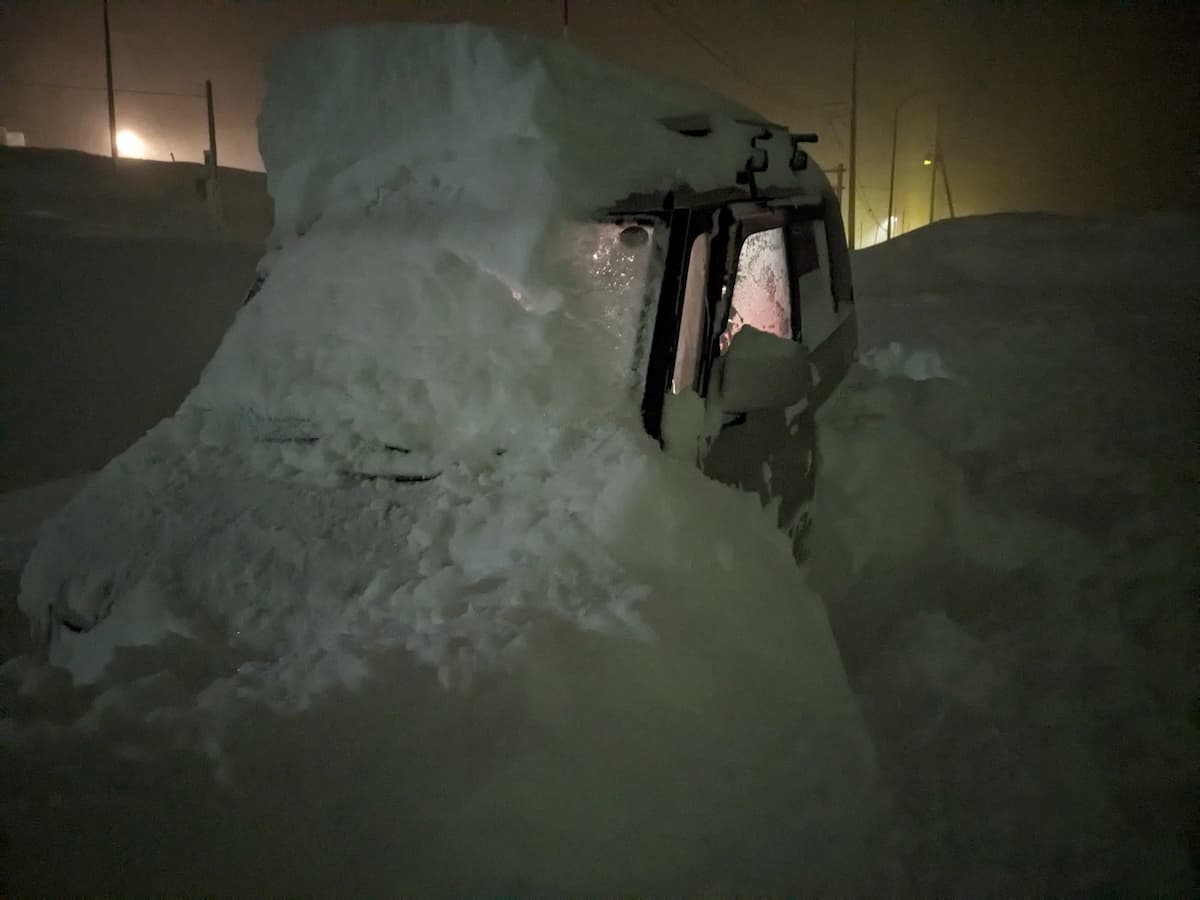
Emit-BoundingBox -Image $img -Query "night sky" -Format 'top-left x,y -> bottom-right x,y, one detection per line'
3,0 -> 1198,229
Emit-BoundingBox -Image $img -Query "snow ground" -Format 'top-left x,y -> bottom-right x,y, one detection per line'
0,147 -> 268,492
2,208 -> 1196,894
2,25 -> 1198,894
808,212 -> 1199,892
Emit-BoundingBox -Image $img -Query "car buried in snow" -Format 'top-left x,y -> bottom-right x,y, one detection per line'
620,117 -> 856,554
244,115 -> 857,557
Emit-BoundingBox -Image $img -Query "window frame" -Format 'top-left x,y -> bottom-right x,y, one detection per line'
639,195 -> 850,440
717,201 -> 827,344
670,231 -> 714,394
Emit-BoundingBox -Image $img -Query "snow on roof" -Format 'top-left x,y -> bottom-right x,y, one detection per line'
258,23 -> 822,242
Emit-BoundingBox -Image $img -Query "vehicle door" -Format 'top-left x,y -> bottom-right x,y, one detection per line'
700,204 -> 840,556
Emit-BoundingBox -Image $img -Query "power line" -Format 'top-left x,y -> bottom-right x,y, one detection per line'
646,0 -> 760,98
3,80 -> 203,99
111,14 -> 180,161
649,3 -> 888,240
646,0 -> 859,189
647,0 -> 841,129
820,114 -> 848,158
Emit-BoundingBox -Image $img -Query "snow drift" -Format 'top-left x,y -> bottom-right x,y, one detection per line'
803,211 -> 1199,893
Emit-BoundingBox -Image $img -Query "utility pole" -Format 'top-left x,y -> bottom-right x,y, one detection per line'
103,0 -> 117,160
886,90 -> 931,241
822,165 -> 846,212
203,79 -> 222,219
847,9 -> 858,249
939,147 -> 955,218
885,103 -> 899,241
562,0 -> 569,40
205,79 -> 218,169
927,106 -> 941,225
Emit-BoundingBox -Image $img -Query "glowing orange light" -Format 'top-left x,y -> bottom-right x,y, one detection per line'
116,129 -> 147,158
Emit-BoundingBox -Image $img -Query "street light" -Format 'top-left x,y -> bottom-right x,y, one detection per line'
886,88 -> 941,241
115,128 -> 145,158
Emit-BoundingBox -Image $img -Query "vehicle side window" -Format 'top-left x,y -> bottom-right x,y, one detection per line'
719,227 -> 791,352
790,218 -> 837,350
671,233 -> 710,393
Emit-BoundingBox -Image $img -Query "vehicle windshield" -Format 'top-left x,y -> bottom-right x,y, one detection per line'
229,218 -> 667,463
540,220 -> 663,394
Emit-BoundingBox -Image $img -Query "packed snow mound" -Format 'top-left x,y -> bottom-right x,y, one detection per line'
184,215 -> 661,462
22,418 -> 659,695
15,414 -> 887,889
259,23 -> 818,244
859,342 -> 955,382
855,211 -> 1200,295
803,211 -> 1198,893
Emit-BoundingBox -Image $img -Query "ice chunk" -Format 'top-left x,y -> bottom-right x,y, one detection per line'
859,341 -> 954,382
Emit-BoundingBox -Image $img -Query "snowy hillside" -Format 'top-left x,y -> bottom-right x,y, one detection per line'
811,211 -> 1199,892
2,23 -> 1197,896
0,147 -> 269,492
2,146 -> 271,244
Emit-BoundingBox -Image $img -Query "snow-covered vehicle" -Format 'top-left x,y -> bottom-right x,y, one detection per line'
614,118 -> 856,550
243,117 -> 856,551
21,24 -> 867,715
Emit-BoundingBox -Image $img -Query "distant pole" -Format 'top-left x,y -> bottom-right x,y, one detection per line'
847,10 -> 858,249
889,90 -> 937,237
206,79 -> 218,169
203,80 -> 221,220
562,0 -> 569,40
103,0 -> 117,160
928,106 -> 941,225
885,103 -> 899,241
939,144 -> 956,218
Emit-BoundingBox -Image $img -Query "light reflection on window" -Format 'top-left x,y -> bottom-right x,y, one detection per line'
720,227 -> 791,352
548,221 -> 658,386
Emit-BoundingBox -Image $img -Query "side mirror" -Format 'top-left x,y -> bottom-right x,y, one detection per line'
713,326 -> 811,412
